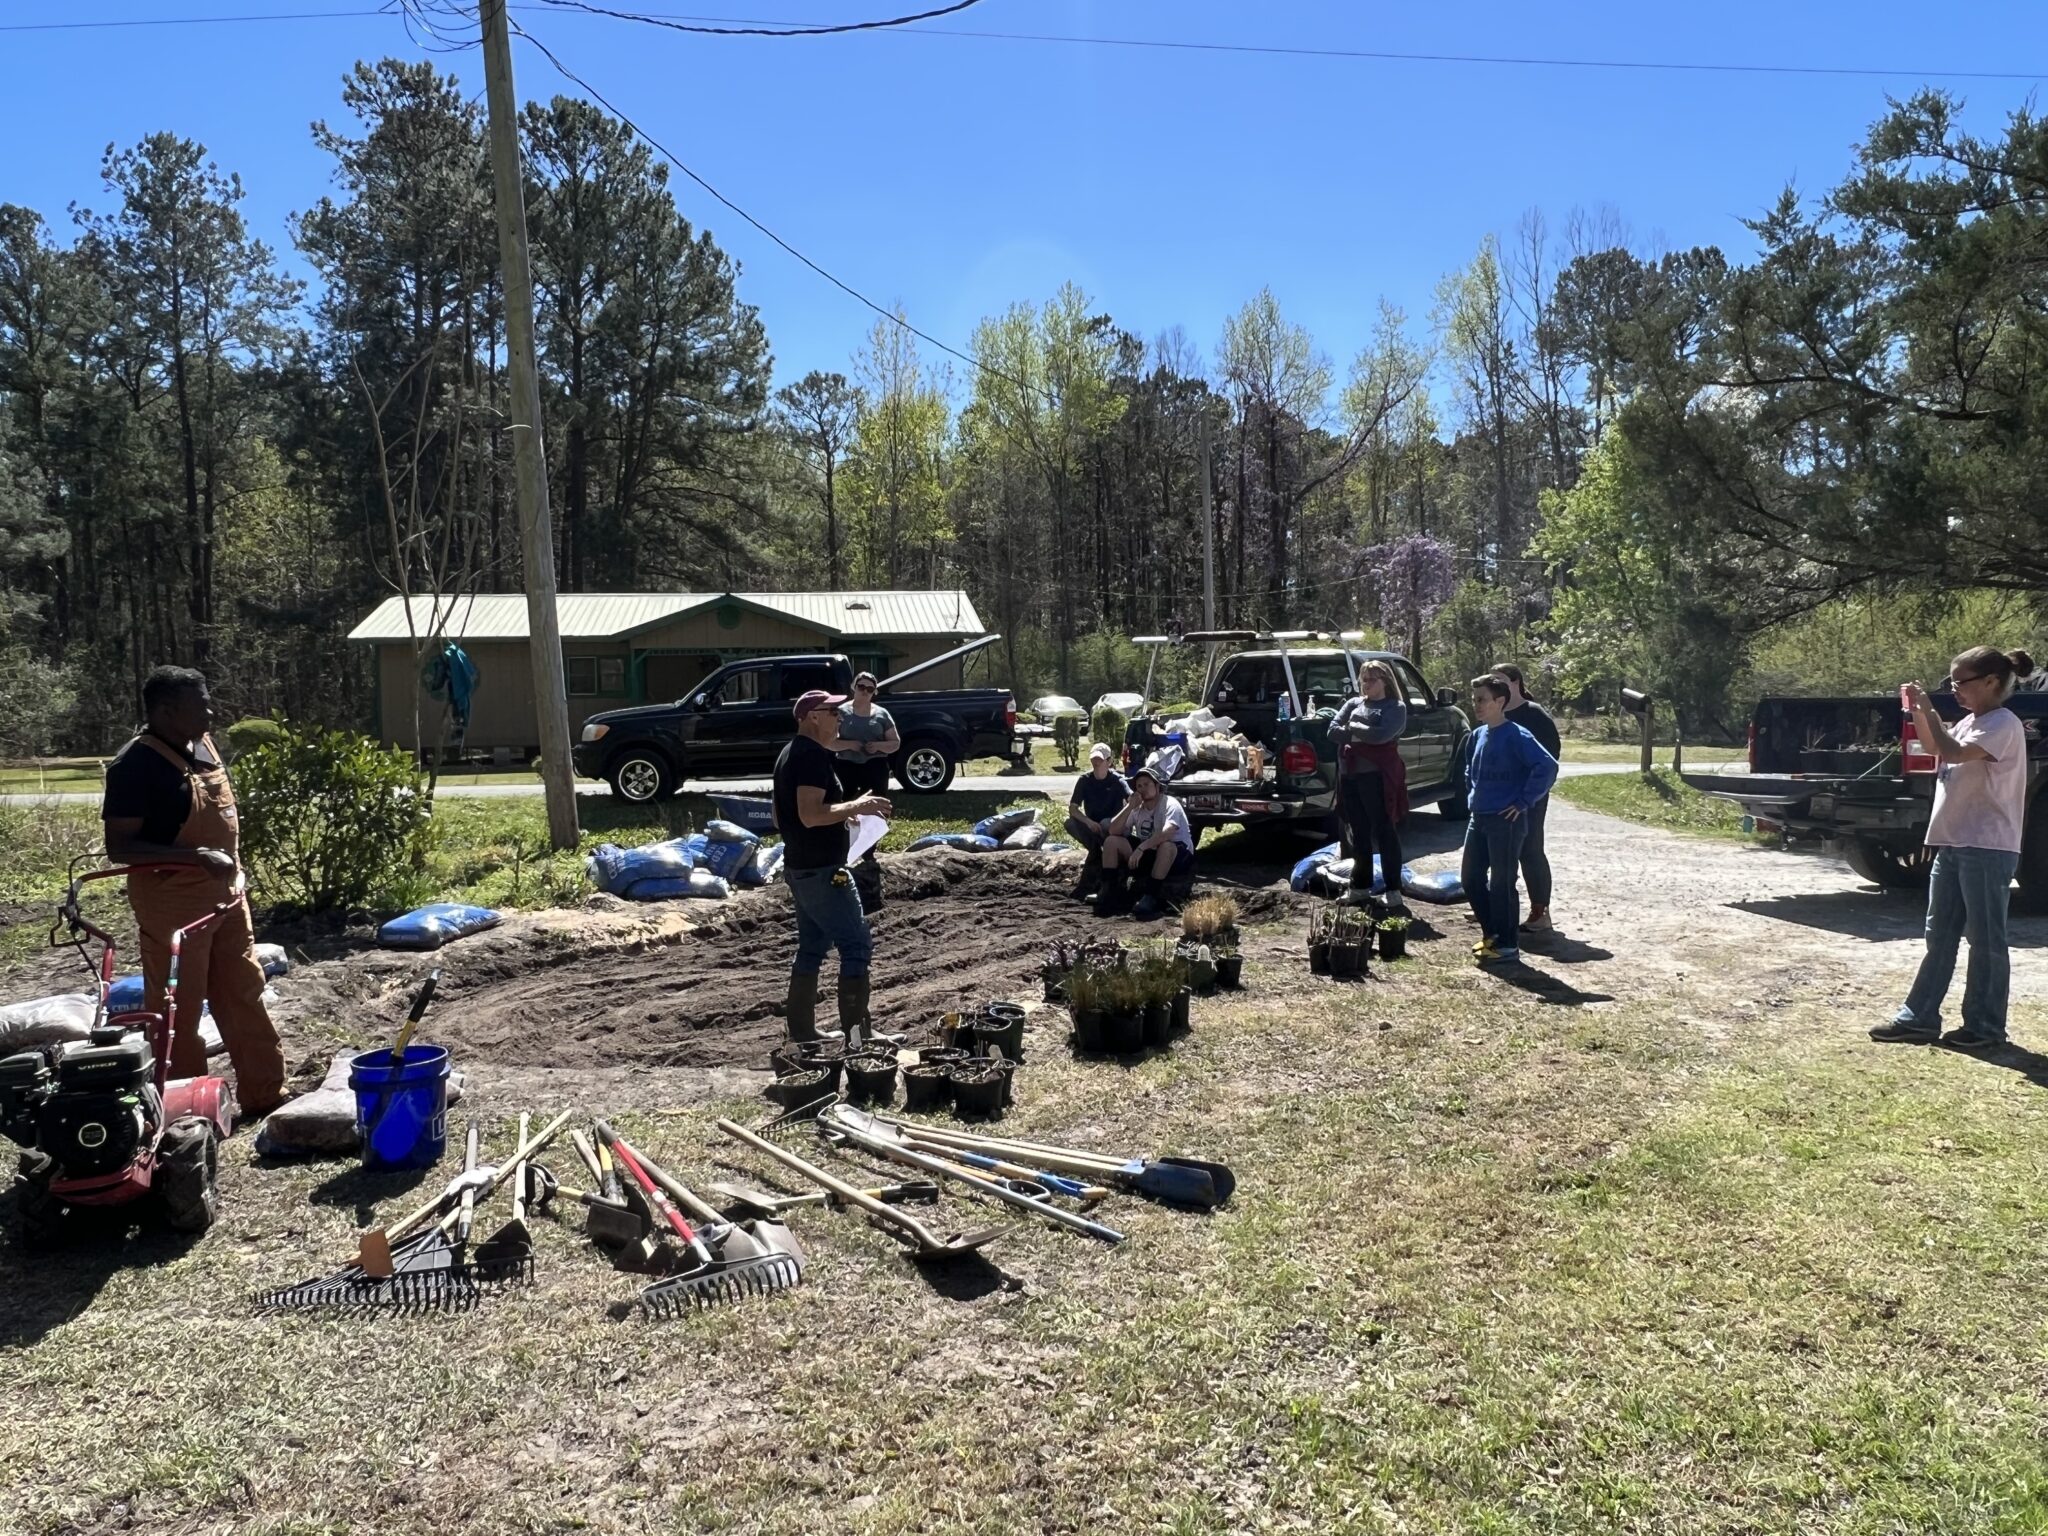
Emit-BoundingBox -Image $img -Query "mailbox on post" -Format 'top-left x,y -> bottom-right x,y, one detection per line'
1620,688 -> 1653,772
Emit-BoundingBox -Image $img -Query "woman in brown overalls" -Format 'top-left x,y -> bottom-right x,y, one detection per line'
101,667 -> 286,1115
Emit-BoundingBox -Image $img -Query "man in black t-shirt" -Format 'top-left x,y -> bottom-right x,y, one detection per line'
1063,743 -> 1131,901
1491,663 -> 1563,934
772,690 -> 893,1045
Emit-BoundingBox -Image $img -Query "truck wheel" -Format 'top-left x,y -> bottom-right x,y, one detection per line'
1435,783 -> 1470,822
1844,837 -> 1932,893
2016,803 -> 2048,914
158,1116 -> 219,1235
608,751 -> 675,803
895,740 -> 956,794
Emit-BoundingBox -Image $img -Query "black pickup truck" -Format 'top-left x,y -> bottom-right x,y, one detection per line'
1683,690 -> 2048,907
1122,632 -> 1472,837
572,650 -> 1020,801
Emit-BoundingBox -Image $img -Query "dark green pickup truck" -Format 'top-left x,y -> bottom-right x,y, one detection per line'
1121,631 -> 1472,838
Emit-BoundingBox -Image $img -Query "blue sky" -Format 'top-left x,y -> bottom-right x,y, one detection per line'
5,1 -> 2045,400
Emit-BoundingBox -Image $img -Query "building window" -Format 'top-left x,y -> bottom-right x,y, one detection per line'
567,656 -> 625,696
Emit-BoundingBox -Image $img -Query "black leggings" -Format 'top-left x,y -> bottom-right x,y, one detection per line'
1340,772 -> 1403,894
836,757 -> 892,799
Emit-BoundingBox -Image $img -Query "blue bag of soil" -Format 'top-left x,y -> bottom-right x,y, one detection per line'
377,903 -> 502,951
907,832 -> 1001,852
972,807 -> 1040,841
588,838 -> 697,895
1290,841 -> 1341,893
623,869 -> 731,902
694,835 -> 759,883
1402,869 -> 1466,904
743,843 -> 786,885
1311,856 -> 1416,897
704,819 -> 760,845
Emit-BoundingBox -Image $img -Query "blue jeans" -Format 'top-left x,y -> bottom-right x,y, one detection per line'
786,864 -> 872,977
1894,845 -> 2020,1039
1462,811 -> 1529,947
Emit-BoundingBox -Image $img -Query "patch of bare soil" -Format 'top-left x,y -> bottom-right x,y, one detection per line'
264,849 -> 1303,1075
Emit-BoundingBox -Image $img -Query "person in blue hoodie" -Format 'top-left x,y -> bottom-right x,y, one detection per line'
1462,675 -> 1559,966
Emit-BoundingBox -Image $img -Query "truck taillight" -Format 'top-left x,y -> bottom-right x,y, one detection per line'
1004,694 -> 1015,731
1280,742 -> 1317,777
1902,718 -> 1938,774
1746,720 -> 1757,774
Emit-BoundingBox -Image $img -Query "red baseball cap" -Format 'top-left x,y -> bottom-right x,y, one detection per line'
792,689 -> 847,721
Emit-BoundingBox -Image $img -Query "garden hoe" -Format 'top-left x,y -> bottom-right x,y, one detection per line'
820,1105 -> 1125,1245
594,1121 -> 804,1311
256,1111 -> 570,1315
715,1116 -> 1014,1260
470,1113 -> 541,1285
522,1162 -> 649,1249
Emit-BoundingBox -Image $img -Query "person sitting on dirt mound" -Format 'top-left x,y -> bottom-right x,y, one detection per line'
772,689 -> 894,1046
1065,743 -> 1132,901
1097,764 -> 1196,920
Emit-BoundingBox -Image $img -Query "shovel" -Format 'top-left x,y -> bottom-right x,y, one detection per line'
821,1105 -> 1125,1245
872,1116 -> 1235,1208
715,1116 -> 1012,1259
471,1112 -> 539,1283
708,1179 -> 940,1218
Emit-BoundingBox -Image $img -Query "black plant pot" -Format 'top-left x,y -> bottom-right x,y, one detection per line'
1070,1006 -> 1108,1053
1043,974 -> 1068,1004
1171,987 -> 1191,1033
1103,1009 -> 1145,1054
1216,954 -> 1245,988
1378,926 -> 1409,960
1141,1000 -> 1172,1047
843,1053 -> 898,1105
1330,942 -> 1369,978
1309,941 -> 1331,975
901,1061 -> 953,1111
977,1006 -> 1026,1061
767,1067 -> 831,1107
985,1055 -> 1018,1109
948,1064 -> 1004,1118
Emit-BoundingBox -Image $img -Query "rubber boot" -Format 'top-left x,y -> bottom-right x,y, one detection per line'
838,973 -> 871,1051
785,971 -> 822,1044
1070,851 -> 1102,902
1132,876 -> 1162,920
1093,866 -> 1129,919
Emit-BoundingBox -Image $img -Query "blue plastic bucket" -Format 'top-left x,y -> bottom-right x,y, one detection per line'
349,1044 -> 451,1170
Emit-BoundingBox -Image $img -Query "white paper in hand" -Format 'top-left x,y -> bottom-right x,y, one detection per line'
848,813 -> 886,863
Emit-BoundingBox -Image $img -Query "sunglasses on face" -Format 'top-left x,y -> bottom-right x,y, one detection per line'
855,682 -> 875,692
1949,673 -> 1988,687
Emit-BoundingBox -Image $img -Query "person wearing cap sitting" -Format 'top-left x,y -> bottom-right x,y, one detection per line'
1098,764 -> 1196,919
772,689 -> 893,1045
1065,743 -> 1131,901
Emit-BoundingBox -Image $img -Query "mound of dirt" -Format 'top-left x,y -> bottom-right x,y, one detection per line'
402,848 -> 1297,1073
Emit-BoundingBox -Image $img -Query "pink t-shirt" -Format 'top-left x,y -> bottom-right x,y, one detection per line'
1925,707 -> 2028,854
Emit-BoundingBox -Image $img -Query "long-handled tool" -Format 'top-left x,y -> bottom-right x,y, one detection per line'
872,1116 -> 1236,1208
715,1116 -> 1012,1258
708,1179 -> 940,1218
629,1146 -> 805,1315
820,1105 -> 1124,1244
257,1111 -> 570,1313
524,1163 -> 649,1248
595,1121 -> 804,1309
893,1142 -> 1111,1204
472,1113 -> 539,1282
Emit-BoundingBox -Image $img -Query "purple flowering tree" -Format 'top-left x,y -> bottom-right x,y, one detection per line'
1360,534 -> 1456,661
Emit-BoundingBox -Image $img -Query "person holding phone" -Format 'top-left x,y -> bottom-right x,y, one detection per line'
1870,647 -> 2033,1050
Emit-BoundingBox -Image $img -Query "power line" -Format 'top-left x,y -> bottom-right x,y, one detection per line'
512,7 -> 2048,83
527,0 -> 984,39
0,7 -> 386,30
513,22 -> 1048,403
11,5 -> 2044,80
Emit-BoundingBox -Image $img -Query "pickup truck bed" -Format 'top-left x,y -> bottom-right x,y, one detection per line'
1684,691 -> 2048,905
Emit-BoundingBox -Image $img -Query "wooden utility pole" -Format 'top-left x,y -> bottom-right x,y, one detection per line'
1199,430 -> 1217,630
480,0 -> 579,850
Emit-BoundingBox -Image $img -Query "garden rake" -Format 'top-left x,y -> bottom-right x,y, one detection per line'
593,1121 -> 805,1313
256,1111 -> 569,1315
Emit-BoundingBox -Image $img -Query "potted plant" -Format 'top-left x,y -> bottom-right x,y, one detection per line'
1067,962 -> 1110,1053
844,1049 -> 899,1104
1182,894 -> 1240,956
1329,904 -> 1373,977
901,1059 -> 953,1110
947,1058 -> 1005,1118
978,1000 -> 1027,1060
1100,963 -> 1146,1054
1171,982 -> 1192,1033
1377,913 -> 1411,960
1214,939 -> 1244,989
1133,940 -> 1185,1047
1176,938 -> 1217,993
1307,906 -> 1335,974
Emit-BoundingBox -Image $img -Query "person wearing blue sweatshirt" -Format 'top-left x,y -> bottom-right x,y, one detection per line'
1462,675 -> 1560,966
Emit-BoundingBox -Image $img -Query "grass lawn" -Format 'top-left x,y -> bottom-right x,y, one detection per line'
8,899 -> 2048,1532
1553,768 -> 1771,844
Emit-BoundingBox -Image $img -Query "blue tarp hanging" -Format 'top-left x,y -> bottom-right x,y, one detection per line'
424,642 -> 480,741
